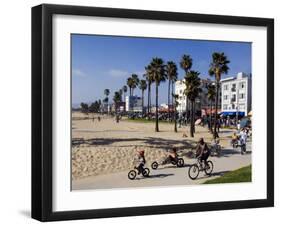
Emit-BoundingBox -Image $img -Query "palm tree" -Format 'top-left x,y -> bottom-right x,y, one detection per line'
172,94 -> 180,132
127,77 -> 134,96
113,91 -> 122,122
80,102 -> 89,114
104,89 -> 110,113
207,83 -> 216,133
150,57 -> 166,132
144,64 -> 154,117
131,74 -> 139,96
139,79 -> 147,116
122,85 -> 127,103
119,89 -> 123,101
184,70 -> 201,137
166,61 -> 178,121
209,52 -> 230,138
180,54 -> 193,125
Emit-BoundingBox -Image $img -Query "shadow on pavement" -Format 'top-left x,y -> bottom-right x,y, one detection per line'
135,173 -> 174,180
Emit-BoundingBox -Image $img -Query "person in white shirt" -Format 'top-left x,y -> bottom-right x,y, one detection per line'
239,129 -> 247,154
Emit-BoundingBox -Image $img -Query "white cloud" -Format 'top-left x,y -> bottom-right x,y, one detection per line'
108,69 -> 130,78
72,69 -> 87,77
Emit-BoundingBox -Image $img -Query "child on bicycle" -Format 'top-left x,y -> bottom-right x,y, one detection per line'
134,150 -> 146,174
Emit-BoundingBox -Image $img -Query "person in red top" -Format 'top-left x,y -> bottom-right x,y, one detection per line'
135,150 -> 146,174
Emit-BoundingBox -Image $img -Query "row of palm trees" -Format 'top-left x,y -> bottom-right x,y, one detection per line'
103,52 -> 230,138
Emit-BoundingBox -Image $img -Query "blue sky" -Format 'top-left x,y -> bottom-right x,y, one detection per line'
72,34 -> 251,106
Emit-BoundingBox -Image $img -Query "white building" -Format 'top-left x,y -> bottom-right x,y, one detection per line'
174,80 -> 187,113
174,78 -> 221,115
220,72 -> 252,117
125,95 -> 142,112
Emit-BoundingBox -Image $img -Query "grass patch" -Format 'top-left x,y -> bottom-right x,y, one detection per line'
204,165 -> 251,184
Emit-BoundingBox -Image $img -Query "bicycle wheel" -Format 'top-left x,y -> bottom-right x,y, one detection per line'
204,161 -> 214,176
177,158 -> 184,167
142,168 -> 150,177
128,170 -> 137,180
151,161 -> 158,170
188,164 -> 199,180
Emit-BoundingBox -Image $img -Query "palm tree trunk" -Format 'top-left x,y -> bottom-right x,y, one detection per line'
210,101 -> 213,133
142,90 -> 144,116
149,84 -> 151,114
185,97 -> 188,126
192,102 -> 194,134
171,81 -> 175,120
147,83 -> 151,117
214,81 -> 219,138
115,105 -> 118,122
174,108 -> 177,132
171,81 -> 174,121
155,84 -> 159,132
168,80 -> 171,121
190,101 -> 194,137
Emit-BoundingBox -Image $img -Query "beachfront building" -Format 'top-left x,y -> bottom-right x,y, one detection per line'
220,72 -> 252,117
112,102 -> 126,113
125,95 -> 142,112
174,78 -> 221,115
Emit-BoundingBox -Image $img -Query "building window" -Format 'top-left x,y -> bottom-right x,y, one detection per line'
223,104 -> 228,110
239,82 -> 245,89
224,85 -> 228,90
223,95 -> 228,100
231,94 -> 236,102
231,83 -> 236,92
239,104 -> 245,110
239,93 -> 245,99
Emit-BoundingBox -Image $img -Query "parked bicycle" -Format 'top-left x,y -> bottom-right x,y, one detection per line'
210,139 -> 222,157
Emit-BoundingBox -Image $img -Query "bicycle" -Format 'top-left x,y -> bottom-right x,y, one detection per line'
128,163 -> 150,180
188,158 -> 214,180
210,142 -> 222,157
151,155 -> 184,170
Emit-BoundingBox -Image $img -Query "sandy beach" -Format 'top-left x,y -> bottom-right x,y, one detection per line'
72,112 -> 236,181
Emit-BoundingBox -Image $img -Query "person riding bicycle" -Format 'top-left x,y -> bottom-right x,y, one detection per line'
195,138 -> 210,166
134,150 -> 146,174
167,147 -> 178,162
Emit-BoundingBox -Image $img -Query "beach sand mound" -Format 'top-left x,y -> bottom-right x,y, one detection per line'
72,146 -> 171,180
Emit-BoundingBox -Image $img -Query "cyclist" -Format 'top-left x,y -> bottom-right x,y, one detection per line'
195,138 -> 210,166
134,150 -> 146,174
168,147 -> 178,162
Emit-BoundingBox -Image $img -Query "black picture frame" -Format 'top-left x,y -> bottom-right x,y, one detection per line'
32,3 -> 274,222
